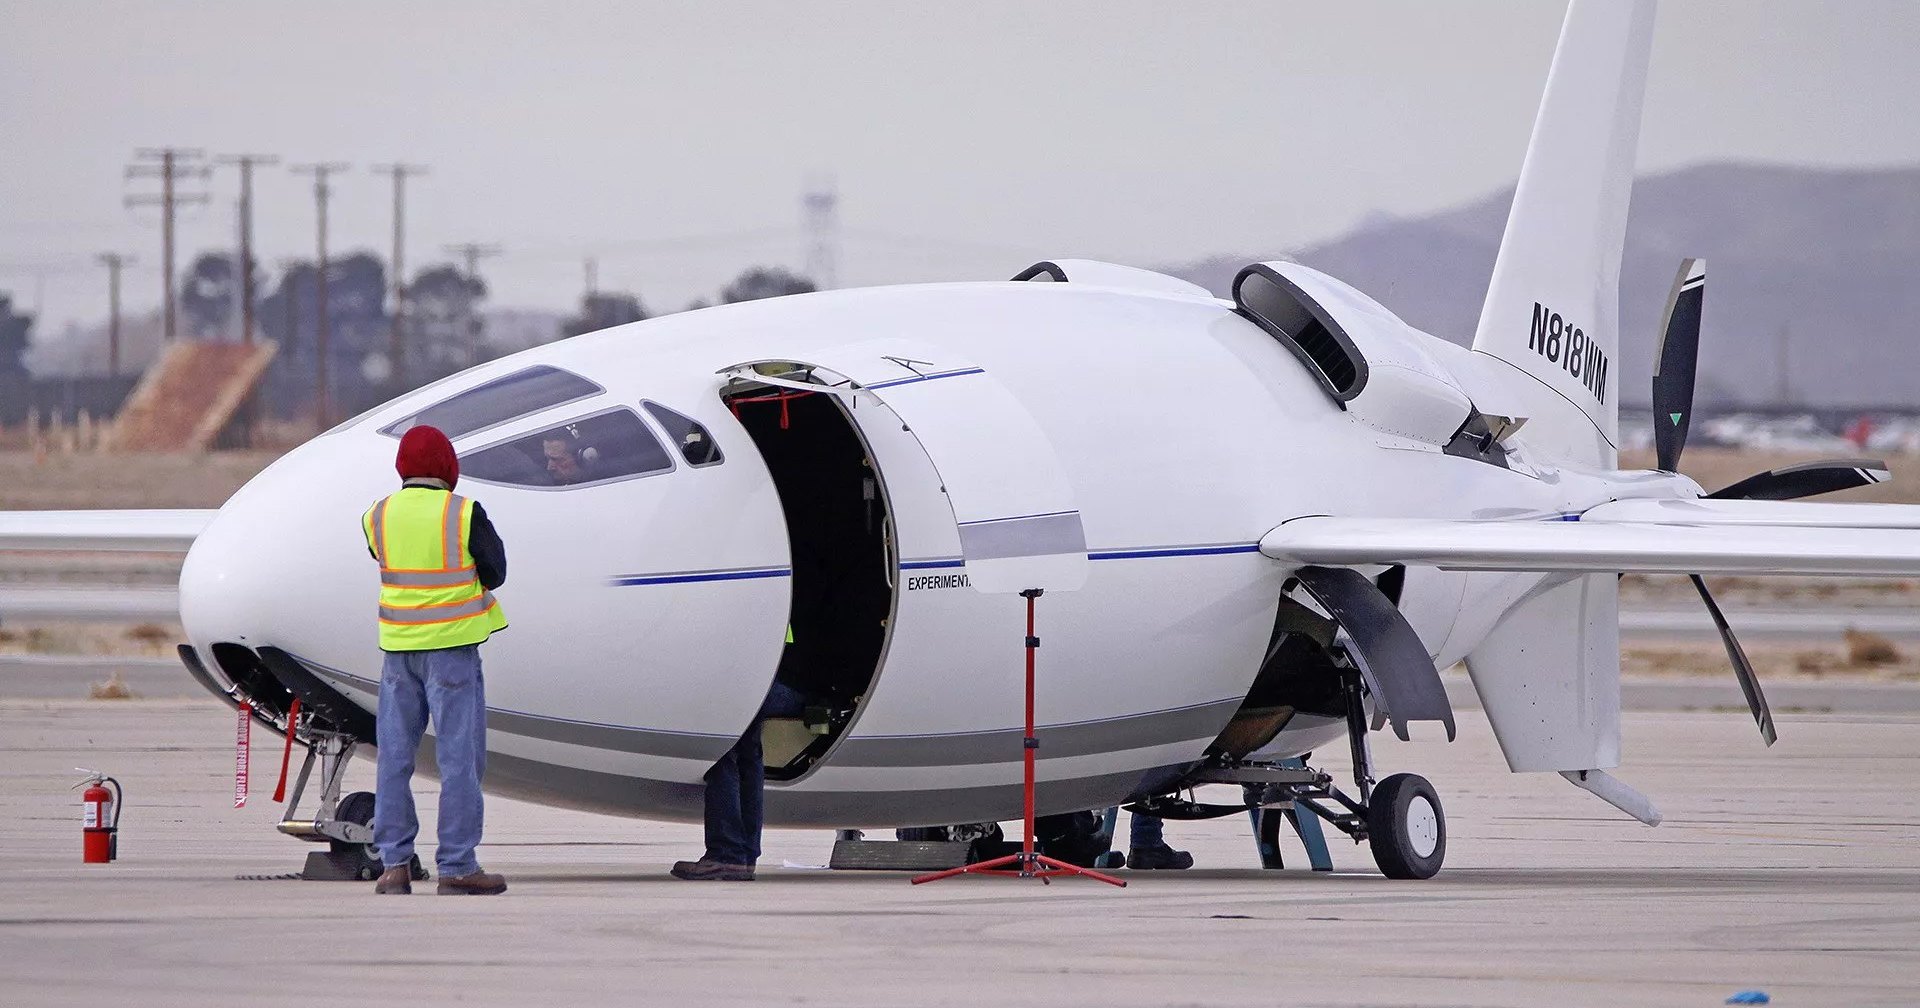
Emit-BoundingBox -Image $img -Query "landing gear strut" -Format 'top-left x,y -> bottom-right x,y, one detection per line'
275,724 -> 424,882
1173,667 -> 1447,879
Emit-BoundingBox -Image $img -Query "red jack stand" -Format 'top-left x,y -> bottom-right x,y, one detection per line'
913,589 -> 1125,888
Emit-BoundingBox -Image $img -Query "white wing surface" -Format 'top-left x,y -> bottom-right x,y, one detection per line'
1260,511 -> 1920,577
1581,498 -> 1920,529
0,510 -> 215,552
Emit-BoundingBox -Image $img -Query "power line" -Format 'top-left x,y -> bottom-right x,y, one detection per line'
125,147 -> 210,343
443,242 -> 502,278
291,162 -> 349,428
94,252 -> 135,377
215,154 -> 279,346
372,162 -> 428,387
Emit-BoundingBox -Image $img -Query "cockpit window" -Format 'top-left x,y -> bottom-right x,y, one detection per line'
643,401 -> 723,467
458,408 -> 672,489
379,365 -> 603,440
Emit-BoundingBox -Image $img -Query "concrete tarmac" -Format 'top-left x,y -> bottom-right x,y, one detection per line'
0,696 -> 1915,1007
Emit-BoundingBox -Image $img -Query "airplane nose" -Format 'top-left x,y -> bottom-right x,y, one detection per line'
180,433 -> 393,664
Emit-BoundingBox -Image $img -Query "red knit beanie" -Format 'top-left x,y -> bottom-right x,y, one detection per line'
396,425 -> 459,488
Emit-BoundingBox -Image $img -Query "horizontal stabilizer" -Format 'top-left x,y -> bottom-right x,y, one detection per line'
1561,769 -> 1662,825
0,510 -> 214,552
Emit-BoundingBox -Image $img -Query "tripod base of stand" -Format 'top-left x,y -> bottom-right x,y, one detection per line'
912,850 -> 1126,887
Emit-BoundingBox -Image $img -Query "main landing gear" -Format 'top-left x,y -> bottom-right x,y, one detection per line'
1146,667 -> 1447,879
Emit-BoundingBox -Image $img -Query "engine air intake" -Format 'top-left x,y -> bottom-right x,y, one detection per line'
1232,264 -> 1368,402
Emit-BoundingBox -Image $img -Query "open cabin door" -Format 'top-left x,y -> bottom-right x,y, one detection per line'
720,339 -> 1088,594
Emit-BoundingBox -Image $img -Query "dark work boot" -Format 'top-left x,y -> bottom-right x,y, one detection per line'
670,858 -> 756,881
1128,844 -> 1194,870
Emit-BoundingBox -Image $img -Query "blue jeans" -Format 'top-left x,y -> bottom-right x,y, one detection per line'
704,682 -> 806,865
374,644 -> 487,878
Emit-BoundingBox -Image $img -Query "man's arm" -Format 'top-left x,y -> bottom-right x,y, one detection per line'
469,502 -> 508,590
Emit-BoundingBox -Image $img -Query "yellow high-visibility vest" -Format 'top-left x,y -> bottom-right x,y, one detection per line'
362,487 -> 507,651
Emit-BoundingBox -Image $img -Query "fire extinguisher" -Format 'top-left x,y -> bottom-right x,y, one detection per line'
75,771 -> 122,864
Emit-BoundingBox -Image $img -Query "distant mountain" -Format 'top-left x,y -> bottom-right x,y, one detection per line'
1160,162 -> 1920,409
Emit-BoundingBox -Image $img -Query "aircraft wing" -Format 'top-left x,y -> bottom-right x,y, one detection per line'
1260,507 -> 1920,577
0,510 -> 215,553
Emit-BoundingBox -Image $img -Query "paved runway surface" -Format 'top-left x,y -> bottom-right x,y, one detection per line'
0,692 -> 1914,1007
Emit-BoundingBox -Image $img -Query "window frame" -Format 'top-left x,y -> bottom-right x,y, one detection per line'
641,400 -> 726,469
378,365 -> 606,443
455,405 -> 678,492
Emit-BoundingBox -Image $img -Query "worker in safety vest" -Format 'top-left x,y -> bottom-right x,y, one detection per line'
362,425 -> 510,895
672,624 -> 805,881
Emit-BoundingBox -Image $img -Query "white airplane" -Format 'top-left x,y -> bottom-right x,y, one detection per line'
8,0 -> 1919,880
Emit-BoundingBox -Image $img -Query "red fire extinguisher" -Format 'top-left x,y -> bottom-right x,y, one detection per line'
76,771 -> 122,864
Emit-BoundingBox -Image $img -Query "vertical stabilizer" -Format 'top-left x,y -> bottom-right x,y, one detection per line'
1470,0 -> 1656,467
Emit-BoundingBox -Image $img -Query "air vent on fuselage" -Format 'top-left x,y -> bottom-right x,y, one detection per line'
1232,264 -> 1368,402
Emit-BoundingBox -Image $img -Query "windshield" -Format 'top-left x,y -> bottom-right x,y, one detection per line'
379,365 -> 603,441
458,408 -> 673,489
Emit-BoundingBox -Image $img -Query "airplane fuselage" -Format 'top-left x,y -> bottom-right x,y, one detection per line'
179,279 -> 1691,827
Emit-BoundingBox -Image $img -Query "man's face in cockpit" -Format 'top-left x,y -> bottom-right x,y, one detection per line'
543,438 -> 585,484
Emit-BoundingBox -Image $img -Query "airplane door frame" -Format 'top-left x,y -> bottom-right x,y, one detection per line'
720,339 -> 1088,595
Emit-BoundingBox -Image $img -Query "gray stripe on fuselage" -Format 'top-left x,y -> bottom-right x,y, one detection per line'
305,658 -> 1233,770
306,660 -> 734,763
472,743 -> 1195,828
829,698 -> 1242,767
957,511 -> 1088,562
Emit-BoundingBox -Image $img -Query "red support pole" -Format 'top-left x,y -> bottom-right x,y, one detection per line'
912,589 -> 1125,888
1020,591 -> 1037,863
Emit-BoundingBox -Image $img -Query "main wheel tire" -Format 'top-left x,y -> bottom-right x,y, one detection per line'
331,790 -> 383,881
1365,773 -> 1445,879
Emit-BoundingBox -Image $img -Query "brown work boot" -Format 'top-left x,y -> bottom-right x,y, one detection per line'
437,869 -> 508,895
670,858 -> 755,881
373,865 -> 412,894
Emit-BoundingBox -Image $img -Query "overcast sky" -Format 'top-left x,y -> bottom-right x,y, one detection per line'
3,0 -> 1918,334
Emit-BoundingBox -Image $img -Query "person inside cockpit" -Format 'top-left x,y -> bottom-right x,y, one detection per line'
541,436 -> 596,485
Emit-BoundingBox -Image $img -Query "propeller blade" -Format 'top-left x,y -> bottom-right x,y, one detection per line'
1689,574 -> 1776,746
1650,258 -> 1706,472
1706,458 -> 1891,501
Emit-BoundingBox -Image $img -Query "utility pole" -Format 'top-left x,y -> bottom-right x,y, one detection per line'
584,256 -> 598,298
803,178 -> 839,290
444,242 -> 501,280
372,163 -> 427,388
95,253 -> 135,377
125,148 -> 210,343
215,154 -> 278,345
443,243 -> 501,359
276,257 -> 304,355
291,162 -> 348,428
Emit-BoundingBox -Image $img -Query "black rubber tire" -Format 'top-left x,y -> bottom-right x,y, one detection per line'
330,790 -> 382,881
1365,773 -> 1445,880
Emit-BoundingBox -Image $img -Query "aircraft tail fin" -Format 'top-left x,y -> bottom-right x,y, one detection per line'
1469,0 -> 1657,467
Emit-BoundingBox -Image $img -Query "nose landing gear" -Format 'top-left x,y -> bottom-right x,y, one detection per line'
269,723 -> 426,883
